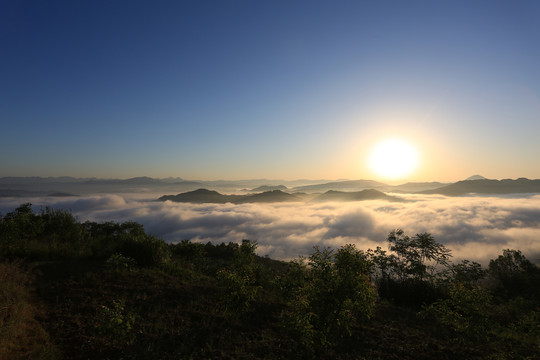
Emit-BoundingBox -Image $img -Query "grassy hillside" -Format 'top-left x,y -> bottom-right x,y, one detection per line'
0,204 -> 539,359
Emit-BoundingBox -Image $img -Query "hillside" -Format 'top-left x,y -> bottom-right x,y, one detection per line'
0,204 -> 538,359
292,179 -> 388,193
158,189 -> 242,203
249,185 -> 288,192
390,182 -> 448,193
159,189 -> 401,204
313,189 -> 405,202
159,189 -> 300,204
421,178 -> 540,196
235,190 -> 300,203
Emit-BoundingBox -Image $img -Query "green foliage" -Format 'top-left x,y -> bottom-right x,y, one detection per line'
217,240 -> 261,315
282,244 -> 377,350
170,239 -> 207,262
444,259 -> 487,287
106,253 -> 136,271
421,282 -> 493,342
94,299 -> 136,345
489,249 -> 540,301
118,234 -> 171,267
217,268 -> 259,315
0,204 -> 88,260
387,229 -> 452,281
0,204 -> 171,268
365,230 -> 452,306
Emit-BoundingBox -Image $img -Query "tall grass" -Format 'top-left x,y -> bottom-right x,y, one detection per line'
0,261 -> 56,359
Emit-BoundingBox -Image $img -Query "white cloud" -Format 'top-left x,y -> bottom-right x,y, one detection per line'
2,194 -> 540,264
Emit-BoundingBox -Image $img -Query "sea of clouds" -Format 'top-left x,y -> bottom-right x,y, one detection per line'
2,193 -> 540,264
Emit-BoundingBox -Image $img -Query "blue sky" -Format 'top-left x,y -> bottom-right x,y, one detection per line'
2,0 -> 539,181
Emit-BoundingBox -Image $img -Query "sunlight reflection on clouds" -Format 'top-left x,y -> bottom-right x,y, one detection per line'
2,194 -> 540,264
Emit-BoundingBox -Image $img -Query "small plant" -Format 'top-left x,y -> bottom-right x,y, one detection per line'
106,253 -> 135,271
95,299 -> 136,345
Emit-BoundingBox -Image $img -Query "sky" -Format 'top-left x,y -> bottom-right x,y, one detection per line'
2,0 -> 540,182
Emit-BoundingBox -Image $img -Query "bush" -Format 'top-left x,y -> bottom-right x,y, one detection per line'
282,245 -> 377,350
94,299 -> 136,345
420,282 -> 493,342
118,234 -> 171,267
106,253 -> 136,271
217,240 -> 261,316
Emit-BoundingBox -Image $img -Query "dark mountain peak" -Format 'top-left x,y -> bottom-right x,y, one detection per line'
315,188 -> 404,202
237,190 -> 299,203
158,188 -> 234,203
465,175 -> 488,181
123,176 -> 157,184
250,185 -> 288,192
189,188 -> 221,195
292,179 -> 389,193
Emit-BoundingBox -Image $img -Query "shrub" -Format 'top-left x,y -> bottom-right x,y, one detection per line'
106,253 -> 136,271
217,240 -> 261,315
282,245 -> 377,350
420,282 -> 493,342
94,299 -> 136,345
118,235 -> 171,267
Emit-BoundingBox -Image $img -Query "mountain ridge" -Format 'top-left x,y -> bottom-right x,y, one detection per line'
158,188 -> 403,204
420,178 -> 540,196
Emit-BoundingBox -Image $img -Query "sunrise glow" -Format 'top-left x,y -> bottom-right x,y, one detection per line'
368,139 -> 420,180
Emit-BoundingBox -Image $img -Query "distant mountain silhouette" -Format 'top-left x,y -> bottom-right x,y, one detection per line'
292,180 -> 389,193
0,176 -> 88,185
464,175 -> 488,181
159,189 -> 300,204
421,178 -> 540,196
236,190 -> 299,203
249,185 -> 288,192
159,189 -> 241,203
390,182 -> 448,193
0,189 -> 44,197
313,189 -> 405,202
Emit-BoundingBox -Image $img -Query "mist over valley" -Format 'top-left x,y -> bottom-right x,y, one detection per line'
3,175 -> 540,265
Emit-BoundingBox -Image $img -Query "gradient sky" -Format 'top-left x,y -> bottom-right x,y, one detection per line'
2,0 -> 539,181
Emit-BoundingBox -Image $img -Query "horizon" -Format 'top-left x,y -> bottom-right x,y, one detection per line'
0,173 -> 536,185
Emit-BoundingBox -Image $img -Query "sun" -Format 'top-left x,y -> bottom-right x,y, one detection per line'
368,138 -> 420,180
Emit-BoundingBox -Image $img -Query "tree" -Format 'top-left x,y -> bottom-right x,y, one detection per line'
489,249 -> 540,300
387,229 -> 452,281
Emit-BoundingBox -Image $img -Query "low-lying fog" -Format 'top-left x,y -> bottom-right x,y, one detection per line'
2,193 -> 540,265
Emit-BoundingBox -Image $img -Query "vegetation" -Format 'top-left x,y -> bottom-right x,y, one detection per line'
0,203 -> 539,359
